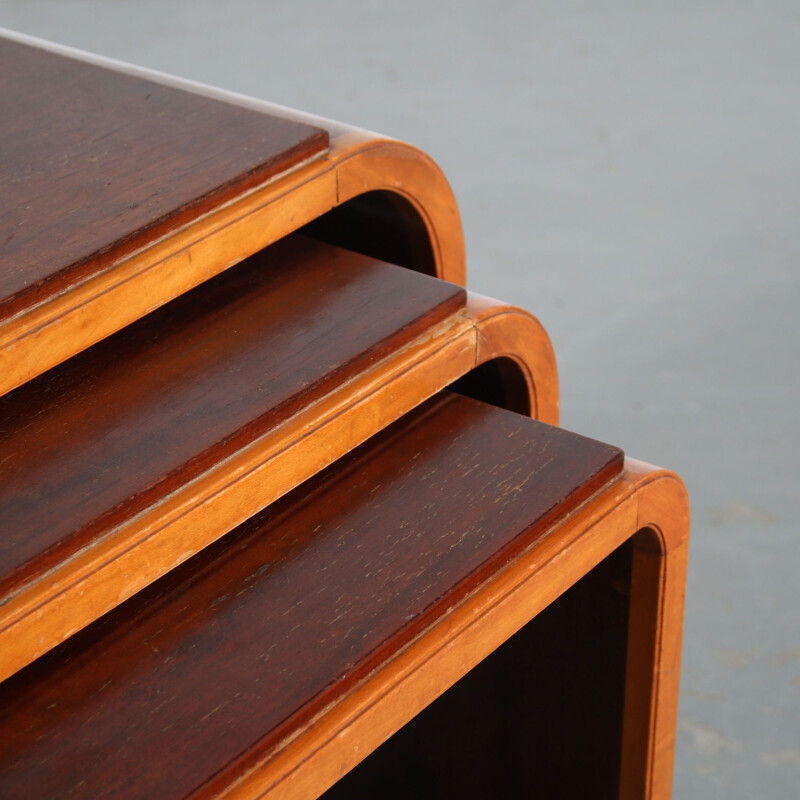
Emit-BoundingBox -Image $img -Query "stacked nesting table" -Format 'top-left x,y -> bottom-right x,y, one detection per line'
0,29 -> 689,800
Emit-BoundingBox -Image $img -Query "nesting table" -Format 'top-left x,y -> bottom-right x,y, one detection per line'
0,29 -> 689,800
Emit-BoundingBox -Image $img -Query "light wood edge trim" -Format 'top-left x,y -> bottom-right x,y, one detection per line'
0,37 -> 466,396
213,463 -> 682,800
335,138 -> 465,289
463,292 -> 559,424
0,296 -> 559,682
619,460 -> 690,800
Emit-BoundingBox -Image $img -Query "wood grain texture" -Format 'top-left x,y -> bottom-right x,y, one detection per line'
0,35 -> 327,320
0,31 -> 467,398
0,235 -> 464,601
0,392 -> 623,800
234,461 -> 686,800
0,291 -> 559,683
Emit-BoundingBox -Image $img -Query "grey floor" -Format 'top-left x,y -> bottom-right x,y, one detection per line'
2,2 -> 798,797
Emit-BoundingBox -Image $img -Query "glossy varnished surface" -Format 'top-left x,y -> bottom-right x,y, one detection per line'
0,392 -> 623,800
0,235 -> 464,600
0,36 -> 327,320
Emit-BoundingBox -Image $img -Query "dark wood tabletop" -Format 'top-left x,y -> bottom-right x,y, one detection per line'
0,35 -> 327,322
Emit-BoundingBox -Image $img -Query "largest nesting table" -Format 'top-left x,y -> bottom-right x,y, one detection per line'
0,29 -> 689,800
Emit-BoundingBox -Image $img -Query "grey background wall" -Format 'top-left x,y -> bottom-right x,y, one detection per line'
1,2 -> 797,796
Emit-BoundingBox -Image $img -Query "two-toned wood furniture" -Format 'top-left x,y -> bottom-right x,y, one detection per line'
0,28 -> 689,799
